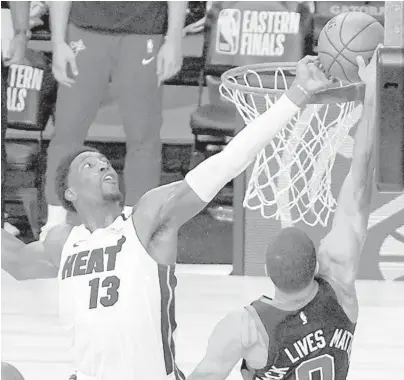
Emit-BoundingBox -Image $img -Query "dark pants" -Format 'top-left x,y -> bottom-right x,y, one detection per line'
45,23 -> 164,206
1,64 -> 8,227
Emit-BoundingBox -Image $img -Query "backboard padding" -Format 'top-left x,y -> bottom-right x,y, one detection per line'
376,2 -> 404,192
384,1 -> 404,47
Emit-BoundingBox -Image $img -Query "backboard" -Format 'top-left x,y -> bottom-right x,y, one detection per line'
232,1 -> 404,277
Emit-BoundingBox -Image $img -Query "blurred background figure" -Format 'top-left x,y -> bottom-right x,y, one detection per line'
183,1 -> 213,36
40,1 -> 188,240
28,1 -> 48,30
2,1 -> 32,236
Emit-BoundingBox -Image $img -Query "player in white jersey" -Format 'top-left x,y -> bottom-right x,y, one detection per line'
2,56 -> 333,380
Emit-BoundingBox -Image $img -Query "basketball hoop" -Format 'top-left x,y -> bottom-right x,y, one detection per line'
220,62 -> 365,227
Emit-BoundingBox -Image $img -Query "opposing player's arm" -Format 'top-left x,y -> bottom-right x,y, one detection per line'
318,77 -> 376,294
1,224 -> 72,280
188,309 -> 255,380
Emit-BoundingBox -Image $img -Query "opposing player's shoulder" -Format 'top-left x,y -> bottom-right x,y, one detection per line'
216,309 -> 254,347
240,308 -> 260,348
318,274 -> 359,323
240,307 -> 269,369
43,223 -> 74,269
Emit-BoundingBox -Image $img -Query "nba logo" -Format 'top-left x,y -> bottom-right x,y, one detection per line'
69,39 -> 86,57
299,312 -> 308,325
216,9 -> 241,55
147,39 -> 154,54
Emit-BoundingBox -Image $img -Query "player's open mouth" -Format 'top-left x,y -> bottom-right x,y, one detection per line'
102,174 -> 117,183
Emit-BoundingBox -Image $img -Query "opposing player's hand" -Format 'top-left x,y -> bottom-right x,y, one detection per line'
52,42 -> 78,87
157,38 -> 183,86
357,44 -> 381,97
294,55 -> 333,93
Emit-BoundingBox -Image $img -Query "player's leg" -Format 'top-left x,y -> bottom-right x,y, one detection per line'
42,24 -> 113,236
111,34 -> 164,206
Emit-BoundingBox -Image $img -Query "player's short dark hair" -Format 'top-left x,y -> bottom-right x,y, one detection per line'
266,227 -> 317,292
55,146 -> 100,212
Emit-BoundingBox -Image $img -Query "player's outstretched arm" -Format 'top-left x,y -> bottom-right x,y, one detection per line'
318,48 -> 380,295
188,310 -> 251,380
1,224 -> 71,280
143,56 -> 333,231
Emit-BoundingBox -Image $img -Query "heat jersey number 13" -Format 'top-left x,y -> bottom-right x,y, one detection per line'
88,275 -> 120,309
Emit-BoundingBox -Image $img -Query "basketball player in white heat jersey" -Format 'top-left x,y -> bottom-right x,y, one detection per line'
2,56 -> 333,380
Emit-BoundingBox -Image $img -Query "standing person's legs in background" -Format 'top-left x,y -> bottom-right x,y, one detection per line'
1,64 -> 19,236
1,64 -> 8,228
41,24 -> 114,238
111,34 -> 164,207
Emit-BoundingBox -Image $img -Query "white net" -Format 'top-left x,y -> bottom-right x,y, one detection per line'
220,68 -> 363,227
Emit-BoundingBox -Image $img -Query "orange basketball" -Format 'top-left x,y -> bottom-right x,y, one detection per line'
317,12 -> 384,83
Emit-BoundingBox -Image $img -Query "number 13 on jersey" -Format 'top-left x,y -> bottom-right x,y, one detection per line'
88,275 -> 120,309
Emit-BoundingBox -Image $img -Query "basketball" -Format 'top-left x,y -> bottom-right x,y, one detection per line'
317,12 -> 384,83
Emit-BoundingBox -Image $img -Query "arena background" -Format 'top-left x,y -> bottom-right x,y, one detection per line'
2,1 -> 403,280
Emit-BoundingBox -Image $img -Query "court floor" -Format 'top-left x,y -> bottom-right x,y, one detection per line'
1,268 -> 404,380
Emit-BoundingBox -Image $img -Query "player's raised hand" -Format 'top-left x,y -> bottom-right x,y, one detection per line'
357,43 -> 382,94
52,42 -> 78,87
294,55 -> 333,93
